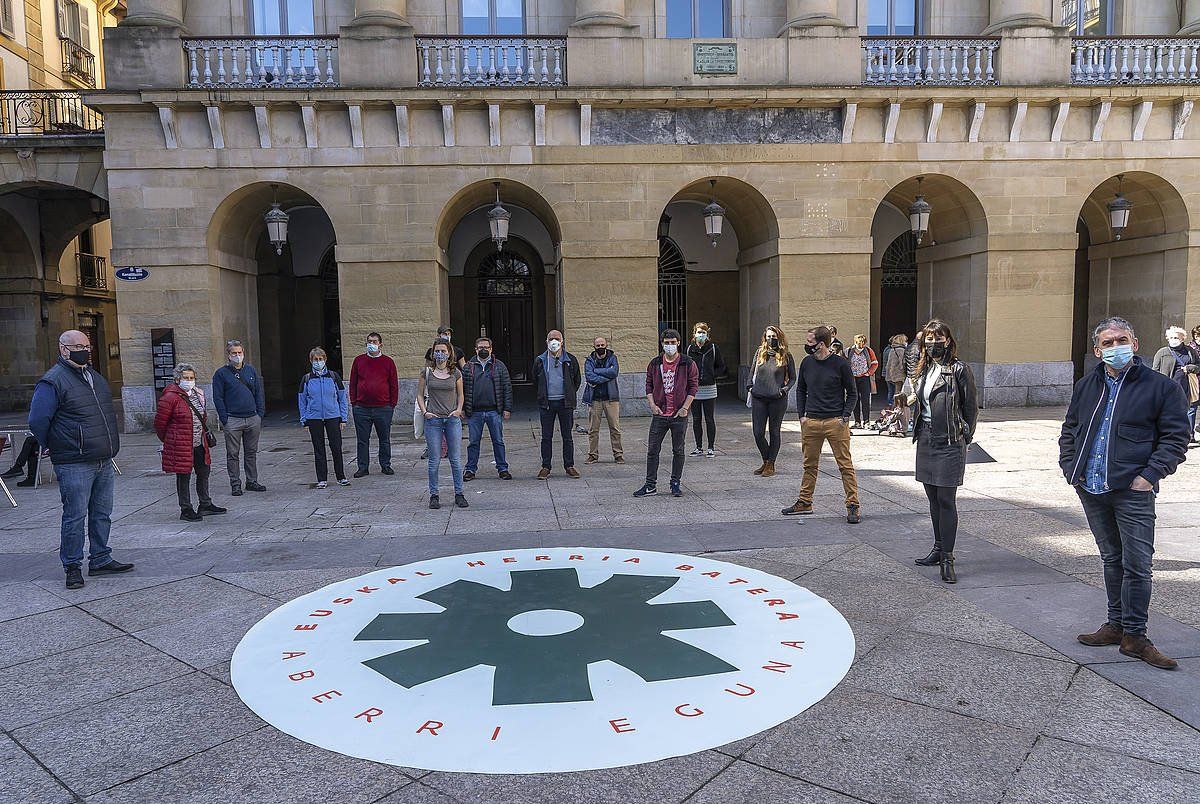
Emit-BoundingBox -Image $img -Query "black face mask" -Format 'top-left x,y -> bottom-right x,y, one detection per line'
926,343 -> 947,361
67,349 -> 89,366
804,344 -> 817,355
767,337 -> 780,349
595,348 -> 607,357
477,349 -> 490,360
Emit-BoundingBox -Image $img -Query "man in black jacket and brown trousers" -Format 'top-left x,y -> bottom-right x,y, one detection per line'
783,326 -> 861,524
463,336 -> 514,481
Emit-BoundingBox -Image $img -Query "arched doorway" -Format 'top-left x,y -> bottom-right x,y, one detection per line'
475,246 -> 536,382
878,231 -> 919,348
657,234 -> 687,335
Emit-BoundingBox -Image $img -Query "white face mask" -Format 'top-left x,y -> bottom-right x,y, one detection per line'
229,354 -> 244,365
366,343 -> 380,355
1168,336 -> 1183,347
548,339 -> 562,352
663,344 -> 678,356
179,379 -> 196,391
694,332 -> 707,343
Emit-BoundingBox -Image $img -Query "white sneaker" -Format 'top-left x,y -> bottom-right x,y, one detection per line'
337,479 -> 351,487
316,481 -> 327,489
705,448 -> 715,458
689,447 -> 704,456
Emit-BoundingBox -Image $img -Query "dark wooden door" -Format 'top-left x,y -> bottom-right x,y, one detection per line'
481,298 -> 533,383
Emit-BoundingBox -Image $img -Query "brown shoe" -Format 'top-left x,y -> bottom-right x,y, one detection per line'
585,456 -> 599,464
781,500 -> 813,516
537,467 -> 551,480
565,467 -> 581,478
760,460 -> 775,477
1077,623 -> 1124,647
753,462 -> 767,475
1119,634 -> 1179,670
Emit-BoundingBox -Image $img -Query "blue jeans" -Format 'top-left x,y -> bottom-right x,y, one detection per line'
466,410 -> 508,473
1075,487 -> 1156,636
55,460 -> 114,570
425,415 -> 463,496
353,405 -> 393,471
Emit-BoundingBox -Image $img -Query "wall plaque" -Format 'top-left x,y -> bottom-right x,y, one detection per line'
693,43 -> 737,75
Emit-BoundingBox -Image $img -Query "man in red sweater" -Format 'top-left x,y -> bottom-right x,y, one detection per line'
635,329 -> 698,499
350,332 -> 399,477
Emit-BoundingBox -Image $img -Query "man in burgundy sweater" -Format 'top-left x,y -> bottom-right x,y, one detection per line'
635,329 -> 698,499
350,332 -> 399,477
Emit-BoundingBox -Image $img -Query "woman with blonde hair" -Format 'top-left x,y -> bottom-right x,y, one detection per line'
687,322 -> 727,457
746,325 -> 796,476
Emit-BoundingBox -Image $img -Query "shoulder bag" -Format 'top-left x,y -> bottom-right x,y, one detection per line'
180,391 -> 218,448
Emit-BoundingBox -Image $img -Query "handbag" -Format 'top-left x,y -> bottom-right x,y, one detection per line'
180,391 -> 218,448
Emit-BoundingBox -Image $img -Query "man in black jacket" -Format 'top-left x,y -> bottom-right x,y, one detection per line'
532,330 -> 582,479
28,330 -> 134,590
463,337 -> 514,481
1059,316 -> 1189,670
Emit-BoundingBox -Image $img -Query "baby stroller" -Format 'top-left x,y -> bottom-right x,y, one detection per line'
870,402 -> 908,437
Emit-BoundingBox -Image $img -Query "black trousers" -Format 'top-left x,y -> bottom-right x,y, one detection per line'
539,400 -> 575,469
308,418 -> 345,481
176,445 -> 212,509
923,483 -> 959,553
751,395 -> 787,461
647,414 -> 687,486
691,398 -> 716,449
853,377 -> 872,424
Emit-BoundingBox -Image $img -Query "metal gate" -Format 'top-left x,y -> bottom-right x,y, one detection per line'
657,237 -> 687,335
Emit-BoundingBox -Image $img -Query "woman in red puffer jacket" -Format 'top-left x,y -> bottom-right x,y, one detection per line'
155,363 -> 225,522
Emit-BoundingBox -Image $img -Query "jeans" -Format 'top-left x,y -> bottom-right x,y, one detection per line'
887,381 -> 899,405
799,417 -> 859,507
539,400 -> 575,469
587,400 -> 623,459
1075,487 -> 1156,636
425,415 -> 464,496
224,414 -> 261,490
176,445 -> 212,509
54,460 -> 114,570
646,414 -> 688,487
466,409 -> 508,473
307,418 -> 345,482
853,376 -> 872,424
353,405 -> 393,471
1189,403 -> 1198,436
691,397 -> 716,450
751,395 -> 787,461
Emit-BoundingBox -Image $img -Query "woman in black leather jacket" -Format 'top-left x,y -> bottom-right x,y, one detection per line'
911,319 -> 979,583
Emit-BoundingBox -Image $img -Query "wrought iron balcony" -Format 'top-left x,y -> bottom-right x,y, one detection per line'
416,36 -> 566,87
77,253 -> 108,291
1071,37 -> 1200,85
862,37 -> 999,86
183,36 -> 339,88
60,36 -> 96,88
0,91 -> 103,136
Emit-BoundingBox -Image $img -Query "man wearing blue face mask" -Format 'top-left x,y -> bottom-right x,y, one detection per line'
1059,316 -> 1190,670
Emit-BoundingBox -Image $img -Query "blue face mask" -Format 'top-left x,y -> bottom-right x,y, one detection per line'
312,360 -> 326,372
1100,344 -> 1134,370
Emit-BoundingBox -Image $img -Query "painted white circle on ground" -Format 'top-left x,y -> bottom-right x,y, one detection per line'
231,547 -> 855,774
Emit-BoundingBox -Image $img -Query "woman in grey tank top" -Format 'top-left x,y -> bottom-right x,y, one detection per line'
418,340 -> 467,510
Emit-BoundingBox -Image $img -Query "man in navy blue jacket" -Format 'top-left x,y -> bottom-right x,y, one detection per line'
212,339 -> 266,496
1059,316 -> 1189,670
583,335 -> 623,464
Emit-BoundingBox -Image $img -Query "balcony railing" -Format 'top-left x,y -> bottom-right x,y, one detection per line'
1071,37 -> 1200,85
416,36 -> 566,87
60,36 -> 96,88
0,91 -> 102,136
183,36 -> 339,88
77,253 -> 108,291
863,37 -> 999,86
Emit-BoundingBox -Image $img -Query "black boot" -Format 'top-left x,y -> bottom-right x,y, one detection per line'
180,507 -> 203,522
2,437 -> 37,478
940,552 -> 957,584
915,548 -> 942,566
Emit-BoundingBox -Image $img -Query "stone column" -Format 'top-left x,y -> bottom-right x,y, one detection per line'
105,0 -> 186,88
120,0 -> 184,27
340,0 -> 416,87
347,0 -> 412,30
1180,0 -> 1200,35
982,0 -> 1053,34
779,0 -> 857,83
569,0 -> 637,35
780,0 -> 845,31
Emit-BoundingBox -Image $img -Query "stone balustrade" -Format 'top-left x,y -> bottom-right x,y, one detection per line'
1071,37 -> 1200,85
183,36 -> 339,88
416,36 -> 566,87
863,37 -> 999,86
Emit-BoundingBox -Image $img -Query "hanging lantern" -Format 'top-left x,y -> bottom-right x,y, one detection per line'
488,182 -> 511,251
908,176 -> 932,246
1107,174 -> 1133,241
702,179 -> 725,248
264,185 -> 289,256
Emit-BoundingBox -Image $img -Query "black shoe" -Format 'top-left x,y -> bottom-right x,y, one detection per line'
198,503 -> 227,515
846,505 -> 861,525
498,471 -> 513,480
455,493 -> 469,508
940,552 -> 957,584
633,484 -> 658,497
381,466 -> 394,476
915,549 -> 942,567
89,559 -> 134,576
16,477 -> 35,487
180,507 -> 203,521
670,483 -> 683,497
463,471 -> 475,482
429,495 -> 440,509
421,449 -> 430,460
245,482 -> 267,492
65,565 -> 84,589
231,487 -> 244,497
0,466 -> 22,479
354,469 -> 369,478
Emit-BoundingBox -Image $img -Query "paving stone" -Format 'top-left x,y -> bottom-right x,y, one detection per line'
846,630 -> 1076,731
31,570 -> 199,604
133,596 -> 281,668
0,582 -> 69,622
0,635 -> 192,730
1000,737 -> 1200,804
13,672 -> 262,796
872,535 -> 1071,589
373,780 -> 457,802
79,575 -> 273,632
1091,658 -> 1200,731
0,606 -> 122,669
689,760 -> 858,803
0,734 -> 74,803
906,594 -> 1069,661
86,727 -> 412,804
795,565 -> 949,628
744,688 -> 1037,804
210,566 -> 378,598
201,660 -> 232,686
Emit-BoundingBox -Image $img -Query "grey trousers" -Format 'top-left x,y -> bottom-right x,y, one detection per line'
224,415 -> 261,490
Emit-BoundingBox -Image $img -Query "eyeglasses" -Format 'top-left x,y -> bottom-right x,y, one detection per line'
62,344 -> 91,351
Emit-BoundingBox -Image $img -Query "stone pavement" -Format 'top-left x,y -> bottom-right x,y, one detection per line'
1,406 -> 1198,803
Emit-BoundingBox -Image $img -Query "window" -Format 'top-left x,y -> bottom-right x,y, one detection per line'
867,0 -> 921,36
1062,0 -> 1111,36
248,0 -> 315,35
462,0 -> 524,35
56,0 -> 89,48
665,0 -> 730,38
1,0 -> 15,38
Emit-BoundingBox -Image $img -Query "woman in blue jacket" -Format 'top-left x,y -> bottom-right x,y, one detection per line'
298,347 -> 350,488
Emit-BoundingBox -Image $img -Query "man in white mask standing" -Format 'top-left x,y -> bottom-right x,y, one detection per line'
634,329 -> 698,498
533,330 -> 581,479
212,339 -> 266,495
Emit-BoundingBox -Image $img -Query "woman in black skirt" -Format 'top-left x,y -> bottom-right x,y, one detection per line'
911,319 -> 978,583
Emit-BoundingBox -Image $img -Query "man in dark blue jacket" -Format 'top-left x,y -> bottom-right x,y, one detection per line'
583,335 -> 623,465
532,330 -> 581,479
28,330 -> 133,590
212,339 -> 266,495
1059,316 -> 1189,670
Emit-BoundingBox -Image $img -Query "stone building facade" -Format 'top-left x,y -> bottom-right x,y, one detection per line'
85,0 -> 1200,429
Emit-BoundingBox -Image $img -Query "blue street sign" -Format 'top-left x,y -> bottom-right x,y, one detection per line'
115,266 -> 150,281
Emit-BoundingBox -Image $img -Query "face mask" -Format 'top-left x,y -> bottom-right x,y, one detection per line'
767,336 -> 779,349
926,343 -> 947,361
663,344 -> 678,356
1168,337 -> 1183,348
694,333 -> 707,344
439,334 -> 451,343
312,360 -> 326,372
477,348 -> 490,360
434,353 -> 449,364
179,379 -> 196,392
594,347 -> 607,357
229,354 -> 244,365
548,339 -> 562,352
804,344 -> 816,355
366,343 -> 380,355
67,349 -> 89,365
1101,344 -> 1134,369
